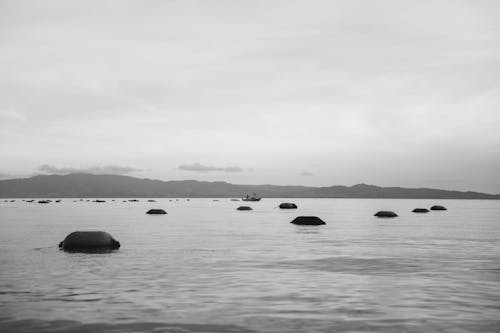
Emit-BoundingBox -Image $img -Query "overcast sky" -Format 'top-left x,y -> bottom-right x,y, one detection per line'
1,0 -> 499,193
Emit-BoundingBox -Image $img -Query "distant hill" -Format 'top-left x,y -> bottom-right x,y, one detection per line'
0,173 -> 499,199
0,173 -> 500,199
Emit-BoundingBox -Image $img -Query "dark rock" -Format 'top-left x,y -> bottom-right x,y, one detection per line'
290,216 -> 326,225
279,203 -> 298,209
146,209 -> 167,215
412,208 -> 429,213
237,206 -> 252,211
374,211 -> 398,218
59,231 -> 120,252
430,205 -> 447,211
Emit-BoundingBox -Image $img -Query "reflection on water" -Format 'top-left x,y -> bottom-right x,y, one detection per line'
1,198 -> 500,332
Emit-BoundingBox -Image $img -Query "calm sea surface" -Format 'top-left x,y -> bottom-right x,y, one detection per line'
0,198 -> 499,332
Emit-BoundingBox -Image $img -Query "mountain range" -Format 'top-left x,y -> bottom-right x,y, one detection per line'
0,173 -> 498,199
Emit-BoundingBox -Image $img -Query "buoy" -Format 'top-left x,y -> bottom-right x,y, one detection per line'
146,209 -> 167,215
412,208 -> 429,213
237,206 -> 252,211
59,231 -> 120,252
374,211 -> 398,218
290,216 -> 326,225
279,203 -> 298,209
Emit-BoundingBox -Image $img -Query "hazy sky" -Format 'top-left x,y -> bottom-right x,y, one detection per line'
1,0 -> 499,193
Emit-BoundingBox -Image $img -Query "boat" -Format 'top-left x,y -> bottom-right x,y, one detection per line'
242,193 -> 261,201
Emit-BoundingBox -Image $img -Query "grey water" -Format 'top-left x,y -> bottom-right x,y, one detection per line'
0,198 -> 499,333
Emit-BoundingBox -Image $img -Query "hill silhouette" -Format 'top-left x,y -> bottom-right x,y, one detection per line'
0,173 -> 498,199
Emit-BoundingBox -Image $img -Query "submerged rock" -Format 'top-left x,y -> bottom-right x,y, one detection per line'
279,203 -> 298,209
412,208 -> 430,213
146,209 -> 167,215
290,216 -> 326,225
59,231 -> 120,252
374,211 -> 398,218
237,206 -> 252,211
430,205 -> 447,211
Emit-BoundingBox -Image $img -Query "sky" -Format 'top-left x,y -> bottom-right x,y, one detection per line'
1,0 -> 499,193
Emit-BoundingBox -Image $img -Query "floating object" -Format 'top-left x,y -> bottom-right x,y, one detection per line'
213,199 -> 219,202
38,200 -> 50,204
59,231 -> 120,252
129,199 -> 139,202
230,199 -> 239,201
242,193 -> 261,201
412,208 -> 429,213
430,205 -> 447,211
93,199 -> 106,203
146,209 -> 167,215
55,200 -> 61,203
279,203 -> 298,209
237,206 -> 252,211
374,211 -> 398,218
290,216 -> 326,225
148,200 -> 156,202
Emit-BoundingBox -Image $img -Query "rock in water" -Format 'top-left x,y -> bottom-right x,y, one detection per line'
374,211 -> 398,218
237,206 -> 252,211
290,216 -> 326,225
59,231 -> 120,252
412,208 -> 430,213
430,205 -> 447,211
146,209 -> 167,215
279,203 -> 298,209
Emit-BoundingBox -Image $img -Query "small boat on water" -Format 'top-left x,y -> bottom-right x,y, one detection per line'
242,193 -> 261,201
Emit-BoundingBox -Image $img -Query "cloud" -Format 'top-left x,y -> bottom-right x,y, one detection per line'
37,164 -> 143,175
299,171 -> 315,176
178,163 -> 243,173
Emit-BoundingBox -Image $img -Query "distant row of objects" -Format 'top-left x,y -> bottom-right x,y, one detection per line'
4,194 -> 263,203
2,198 -> 191,203
2,199 -> 448,215
374,205 -> 447,217
4,198 -> 281,203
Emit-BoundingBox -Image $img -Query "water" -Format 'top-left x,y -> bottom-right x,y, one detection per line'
0,198 -> 499,332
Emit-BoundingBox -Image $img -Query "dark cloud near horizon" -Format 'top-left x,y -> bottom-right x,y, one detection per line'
178,163 -> 243,173
37,164 -> 143,175
300,171 -> 315,176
